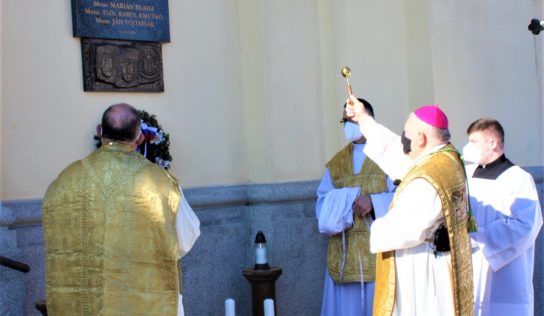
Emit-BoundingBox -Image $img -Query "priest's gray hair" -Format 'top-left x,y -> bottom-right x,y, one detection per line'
433,127 -> 451,142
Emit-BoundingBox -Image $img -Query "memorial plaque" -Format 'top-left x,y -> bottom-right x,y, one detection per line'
72,0 -> 170,42
81,38 -> 164,92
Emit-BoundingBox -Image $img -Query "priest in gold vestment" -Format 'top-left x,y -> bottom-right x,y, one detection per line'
43,103 -> 181,315
346,96 -> 474,316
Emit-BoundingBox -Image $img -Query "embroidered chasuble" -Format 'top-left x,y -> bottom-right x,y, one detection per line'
373,144 -> 474,316
326,143 -> 388,283
43,144 -> 181,315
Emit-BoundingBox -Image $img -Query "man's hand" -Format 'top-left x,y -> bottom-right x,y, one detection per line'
353,195 -> 373,218
345,95 -> 370,124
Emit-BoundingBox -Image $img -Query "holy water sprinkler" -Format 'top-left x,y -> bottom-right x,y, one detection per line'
341,66 -> 353,104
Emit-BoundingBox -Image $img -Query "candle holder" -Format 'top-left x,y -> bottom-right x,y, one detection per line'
242,267 -> 282,316
243,231 -> 281,316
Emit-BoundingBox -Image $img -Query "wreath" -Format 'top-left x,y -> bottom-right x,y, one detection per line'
94,110 -> 172,169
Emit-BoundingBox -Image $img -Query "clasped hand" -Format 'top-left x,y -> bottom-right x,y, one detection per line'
352,195 -> 373,218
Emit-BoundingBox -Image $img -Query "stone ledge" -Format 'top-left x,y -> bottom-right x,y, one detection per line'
2,166 -> 542,226
183,180 -> 320,208
0,205 -> 15,227
2,180 -> 321,226
1,199 -> 42,227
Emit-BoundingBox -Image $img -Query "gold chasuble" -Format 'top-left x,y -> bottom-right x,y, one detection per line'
43,143 -> 181,315
325,143 -> 388,283
373,144 -> 474,316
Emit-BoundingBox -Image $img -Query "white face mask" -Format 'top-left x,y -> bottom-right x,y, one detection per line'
343,121 -> 363,142
462,143 -> 481,164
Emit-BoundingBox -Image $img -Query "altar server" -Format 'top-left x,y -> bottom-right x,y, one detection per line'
463,118 -> 542,316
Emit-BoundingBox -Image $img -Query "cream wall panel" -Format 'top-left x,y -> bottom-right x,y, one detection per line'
3,0 -> 93,199
1,0 -> 247,199
2,1 -> 541,199
317,0 -> 342,163
334,1 -> 412,135
318,0 -> 417,169
404,0 -> 435,108
164,0 -> 246,187
260,0 -> 325,181
238,0 -> 270,183
429,0 -> 542,165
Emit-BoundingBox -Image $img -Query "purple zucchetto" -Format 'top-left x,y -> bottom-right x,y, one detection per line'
414,105 -> 448,129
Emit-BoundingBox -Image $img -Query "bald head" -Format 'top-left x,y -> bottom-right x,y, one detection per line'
101,103 -> 141,142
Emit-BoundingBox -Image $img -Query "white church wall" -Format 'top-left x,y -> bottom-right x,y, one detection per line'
429,0 -> 543,165
1,1 -> 541,200
0,0 -> 418,199
0,0 -> 249,199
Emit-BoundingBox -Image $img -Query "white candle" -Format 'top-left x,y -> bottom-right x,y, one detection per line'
264,298 -> 274,316
255,246 -> 267,264
225,298 -> 235,316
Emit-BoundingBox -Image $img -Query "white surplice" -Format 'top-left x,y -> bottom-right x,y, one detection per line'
316,143 -> 395,316
467,164 -> 543,316
359,118 -> 457,316
176,187 -> 201,316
